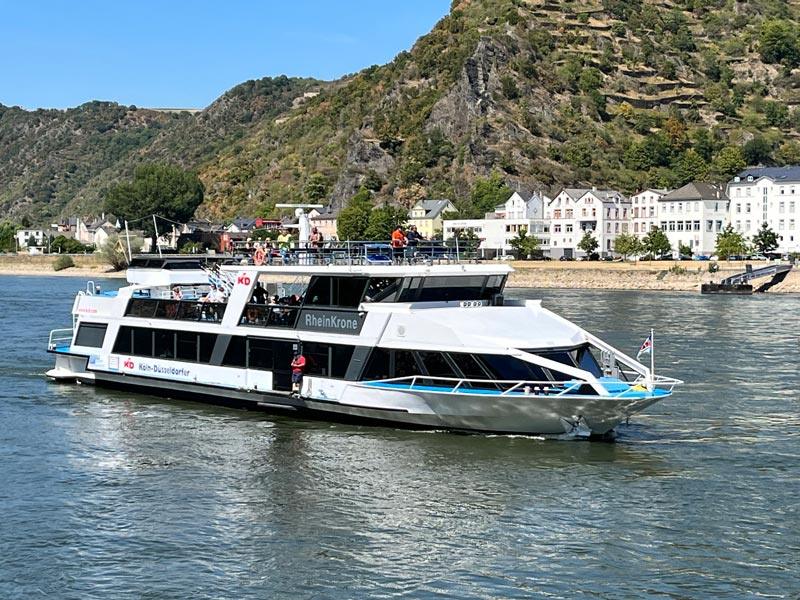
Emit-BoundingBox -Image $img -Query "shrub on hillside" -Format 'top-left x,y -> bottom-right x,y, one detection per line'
53,255 -> 75,271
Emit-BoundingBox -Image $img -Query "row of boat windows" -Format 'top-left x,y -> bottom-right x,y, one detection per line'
222,337 -> 355,378
362,346 -> 602,385
121,275 -> 508,322
113,326 -> 218,363
78,322 -> 601,383
303,274 -> 506,306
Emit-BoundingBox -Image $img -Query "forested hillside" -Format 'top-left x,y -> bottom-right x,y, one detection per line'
3,0 -> 800,225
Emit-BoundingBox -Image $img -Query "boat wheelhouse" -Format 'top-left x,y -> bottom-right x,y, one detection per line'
47,257 -> 681,437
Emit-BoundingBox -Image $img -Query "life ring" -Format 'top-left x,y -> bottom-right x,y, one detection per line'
254,248 -> 266,265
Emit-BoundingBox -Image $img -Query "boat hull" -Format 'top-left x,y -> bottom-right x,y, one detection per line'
48,355 -> 668,437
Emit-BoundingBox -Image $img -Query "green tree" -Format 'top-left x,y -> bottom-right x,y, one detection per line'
715,224 -> 749,259
675,148 -> 709,184
364,205 -> 407,241
613,233 -> 644,260
50,235 -> 88,254
751,222 -> 779,254
303,173 -> 330,203
742,137 -> 772,166
709,146 -> 746,180
99,233 -> 143,271
336,188 -> 373,241
759,19 -> 800,67
577,230 -> 599,256
104,164 -> 204,251
509,228 -> 541,258
0,221 -> 18,251
470,172 -> 513,217
642,227 -> 672,258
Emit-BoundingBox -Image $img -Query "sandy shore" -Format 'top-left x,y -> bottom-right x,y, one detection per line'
0,255 -> 127,278
1,254 -> 798,292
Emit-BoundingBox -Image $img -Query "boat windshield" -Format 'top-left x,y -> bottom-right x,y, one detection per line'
522,344 -> 603,378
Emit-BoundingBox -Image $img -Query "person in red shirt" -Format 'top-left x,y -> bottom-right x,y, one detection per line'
291,351 -> 306,396
391,226 -> 407,263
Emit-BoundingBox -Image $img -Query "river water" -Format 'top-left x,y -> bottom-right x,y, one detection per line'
1,275 -> 798,599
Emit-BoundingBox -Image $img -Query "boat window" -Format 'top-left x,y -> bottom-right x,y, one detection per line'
362,348 -> 391,380
305,276 -> 331,305
133,329 -> 153,357
397,277 -> 423,302
574,345 -> 603,377
248,338 -> 275,370
449,352 -> 493,381
330,344 -> 356,378
221,337 -> 247,368
113,326 -> 133,354
302,342 -> 331,376
418,351 -> 458,379
154,330 -> 175,358
364,277 -> 401,302
480,354 -> 550,384
394,351 -> 421,378
198,333 -> 216,363
395,276 -> 498,302
332,277 -> 369,307
176,332 -> 199,361
75,323 -> 107,348
297,342 -> 355,378
538,350 -> 576,368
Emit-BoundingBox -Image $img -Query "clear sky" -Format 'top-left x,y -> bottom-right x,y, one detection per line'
0,0 -> 451,111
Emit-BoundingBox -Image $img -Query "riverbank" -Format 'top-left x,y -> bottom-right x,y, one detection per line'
0,254 -> 126,278
507,260 -> 800,293
1,254 -> 798,292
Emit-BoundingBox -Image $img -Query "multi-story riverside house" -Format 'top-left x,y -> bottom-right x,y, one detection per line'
631,189 -> 667,237
406,199 -> 457,240
727,166 -> 800,255
546,188 -> 630,258
659,182 -> 728,257
442,191 -> 550,258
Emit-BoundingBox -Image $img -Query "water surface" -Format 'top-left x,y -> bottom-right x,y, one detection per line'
1,275 -> 798,599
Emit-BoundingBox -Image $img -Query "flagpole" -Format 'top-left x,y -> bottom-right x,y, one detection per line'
649,327 -> 655,391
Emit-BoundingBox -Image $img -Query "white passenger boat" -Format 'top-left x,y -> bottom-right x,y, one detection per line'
46,256 -> 682,437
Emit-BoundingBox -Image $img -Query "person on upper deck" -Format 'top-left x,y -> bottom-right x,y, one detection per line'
277,228 -> 293,264
391,226 -> 407,263
405,225 -> 424,262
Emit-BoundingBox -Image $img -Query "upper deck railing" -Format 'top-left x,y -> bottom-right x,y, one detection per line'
220,238 -> 481,267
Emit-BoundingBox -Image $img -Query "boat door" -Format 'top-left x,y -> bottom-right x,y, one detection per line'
271,340 -> 296,392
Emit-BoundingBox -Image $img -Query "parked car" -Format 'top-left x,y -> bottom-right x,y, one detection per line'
493,254 -> 515,261
693,254 -> 710,261
749,253 -> 769,261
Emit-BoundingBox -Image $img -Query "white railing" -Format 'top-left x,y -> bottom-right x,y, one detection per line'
48,328 -> 74,350
365,374 -> 683,398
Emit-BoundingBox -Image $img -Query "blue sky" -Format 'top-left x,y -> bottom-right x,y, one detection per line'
0,1 -> 451,110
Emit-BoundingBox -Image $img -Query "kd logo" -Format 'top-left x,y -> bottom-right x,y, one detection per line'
237,275 -> 252,286
123,359 -> 134,369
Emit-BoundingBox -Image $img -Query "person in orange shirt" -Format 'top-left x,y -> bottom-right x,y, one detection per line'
391,226 -> 407,263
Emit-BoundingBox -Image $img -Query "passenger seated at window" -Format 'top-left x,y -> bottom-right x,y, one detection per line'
172,286 -> 183,300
